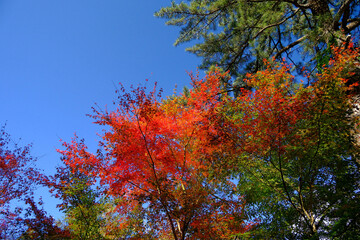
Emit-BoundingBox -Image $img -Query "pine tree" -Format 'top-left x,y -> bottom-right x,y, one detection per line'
156,0 -> 360,83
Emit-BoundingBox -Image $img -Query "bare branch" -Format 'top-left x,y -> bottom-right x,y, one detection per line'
253,8 -> 300,39
332,0 -> 354,30
346,18 -> 360,31
274,35 -> 308,59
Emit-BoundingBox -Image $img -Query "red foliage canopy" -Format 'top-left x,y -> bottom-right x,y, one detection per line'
58,71 -> 255,239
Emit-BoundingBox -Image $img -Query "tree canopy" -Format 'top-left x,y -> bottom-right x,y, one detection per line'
50,45 -> 360,239
156,0 -> 360,82
1,46 -> 359,239
58,75 -> 255,239
1,2 -> 360,239
228,46 -> 360,238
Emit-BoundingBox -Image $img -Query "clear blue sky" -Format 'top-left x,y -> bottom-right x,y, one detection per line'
0,0 -> 201,219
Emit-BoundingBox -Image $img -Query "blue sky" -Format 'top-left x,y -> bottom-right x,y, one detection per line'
0,0 -> 201,219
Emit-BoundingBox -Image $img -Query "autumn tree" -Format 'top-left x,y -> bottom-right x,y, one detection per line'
217,47 -> 360,238
45,152 -> 117,239
55,44 -> 359,238
156,0 -> 360,82
58,76 -> 255,239
157,2 -> 360,236
18,198 -> 70,240
0,126 -> 40,239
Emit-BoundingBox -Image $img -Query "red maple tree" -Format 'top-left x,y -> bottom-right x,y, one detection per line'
59,72 -> 255,239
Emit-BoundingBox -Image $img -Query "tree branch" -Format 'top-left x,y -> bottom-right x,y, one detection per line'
346,18 -> 360,31
332,0 -> 354,30
253,9 -> 300,40
274,35 -> 308,59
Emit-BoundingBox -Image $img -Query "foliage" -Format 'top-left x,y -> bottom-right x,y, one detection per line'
18,198 -> 70,240
4,46 -> 358,239
156,0 -> 360,83
54,45 -> 360,239
222,46 -> 360,238
0,126 -> 40,239
1,2 -> 359,239
45,152 -> 118,239
58,75 -> 256,239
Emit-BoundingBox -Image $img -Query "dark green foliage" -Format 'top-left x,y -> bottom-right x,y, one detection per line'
156,0 -> 360,84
